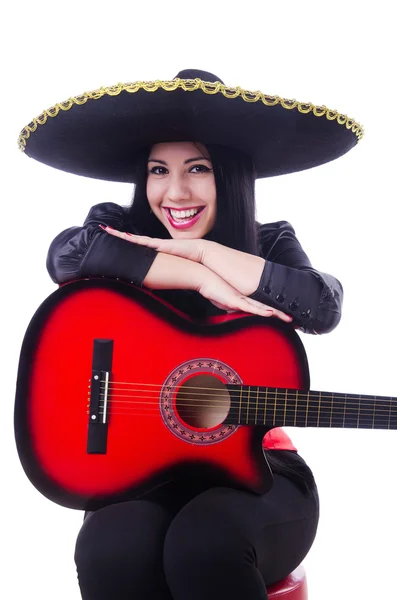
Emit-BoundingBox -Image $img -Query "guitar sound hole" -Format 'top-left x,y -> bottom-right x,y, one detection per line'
175,375 -> 231,429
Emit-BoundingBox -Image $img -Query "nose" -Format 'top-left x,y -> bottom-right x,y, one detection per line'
165,174 -> 191,203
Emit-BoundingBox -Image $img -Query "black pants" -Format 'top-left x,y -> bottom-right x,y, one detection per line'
74,473 -> 319,600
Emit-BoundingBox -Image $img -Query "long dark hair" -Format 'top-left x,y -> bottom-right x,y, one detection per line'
125,144 -> 259,255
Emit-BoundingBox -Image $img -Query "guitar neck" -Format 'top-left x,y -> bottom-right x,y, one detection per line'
224,385 -> 397,430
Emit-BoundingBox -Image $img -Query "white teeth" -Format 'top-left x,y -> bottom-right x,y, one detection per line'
170,208 -> 199,220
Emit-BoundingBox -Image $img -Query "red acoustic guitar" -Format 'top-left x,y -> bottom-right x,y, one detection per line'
14,279 -> 397,511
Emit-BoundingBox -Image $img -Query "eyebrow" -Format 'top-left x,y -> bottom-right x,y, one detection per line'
148,156 -> 212,165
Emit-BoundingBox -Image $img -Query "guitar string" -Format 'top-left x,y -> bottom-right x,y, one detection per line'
96,406 -> 397,418
92,386 -> 397,412
91,397 -> 397,418
96,393 -> 396,414
93,408 -> 396,426
100,379 -> 396,397
95,408 -> 397,420
98,380 -> 396,409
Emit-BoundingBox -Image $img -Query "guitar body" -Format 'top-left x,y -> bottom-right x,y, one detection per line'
14,279 -> 309,510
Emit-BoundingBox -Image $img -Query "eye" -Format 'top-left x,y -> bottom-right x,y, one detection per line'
189,164 -> 212,173
149,166 -> 168,175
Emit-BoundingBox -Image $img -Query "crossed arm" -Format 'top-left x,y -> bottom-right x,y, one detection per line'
47,203 -> 342,334
99,227 -> 290,321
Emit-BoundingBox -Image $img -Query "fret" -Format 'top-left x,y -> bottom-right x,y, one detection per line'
239,386 -> 246,424
298,391 -> 351,429
293,391 -> 307,428
305,390 -> 309,426
305,390 -> 321,427
257,387 -> 266,425
357,395 -> 378,429
327,393 -> 340,428
246,386 -> 251,425
248,387 -> 257,425
273,388 -> 277,425
317,391 -> 333,427
371,396 -> 392,430
277,388 -> 299,427
342,393 -> 346,428
241,386 -> 255,425
342,393 -> 359,428
235,385 -> 265,426
327,393 -> 346,428
309,391 -> 338,428
262,387 -> 280,427
224,384 -> 397,431
388,396 -> 391,430
265,386 -> 268,422
263,388 -> 276,426
356,395 -> 390,430
373,396 -> 393,430
223,385 -> 243,425
388,398 -> 397,430
274,388 -> 287,427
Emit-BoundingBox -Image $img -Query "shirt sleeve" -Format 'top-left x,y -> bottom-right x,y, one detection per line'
250,221 -> 343,334
46,202 -> 157,285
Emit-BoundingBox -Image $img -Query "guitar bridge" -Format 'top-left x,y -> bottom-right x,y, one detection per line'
87,339 -> 113,454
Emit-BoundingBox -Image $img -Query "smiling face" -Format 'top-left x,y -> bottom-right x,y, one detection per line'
146,142 -> 217,239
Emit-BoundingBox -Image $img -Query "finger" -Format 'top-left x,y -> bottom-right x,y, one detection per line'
99,225 -> 125,239
257,305 -> 292,322
124,233 -> 161,248
238,299 -> 293,321
99,226 -> 159,247
124,234 -> 155,243
229,297 -> 274,317
244,298 -> 293,322
270,310 -> 293,322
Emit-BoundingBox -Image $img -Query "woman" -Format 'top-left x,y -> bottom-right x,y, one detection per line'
19,68 -> 362,600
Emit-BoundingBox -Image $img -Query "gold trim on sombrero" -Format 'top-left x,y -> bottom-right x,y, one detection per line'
18,77 -> 364,152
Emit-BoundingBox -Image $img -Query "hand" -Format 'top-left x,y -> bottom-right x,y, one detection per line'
99,225 -> 292,322
198,270 -> 293,322
101,226 -> 264,299
99,226 -> 206,263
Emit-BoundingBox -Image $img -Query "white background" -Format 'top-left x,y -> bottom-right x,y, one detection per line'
2,1 -> 396,598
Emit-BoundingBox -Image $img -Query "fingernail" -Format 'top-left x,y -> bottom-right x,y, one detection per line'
99,224 -> 107,231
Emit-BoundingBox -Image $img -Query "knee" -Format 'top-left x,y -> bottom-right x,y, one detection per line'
75,500 -> 171,583
163,488 -> 254,579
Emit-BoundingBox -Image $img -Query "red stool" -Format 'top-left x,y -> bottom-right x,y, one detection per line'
267,565 -> 308,599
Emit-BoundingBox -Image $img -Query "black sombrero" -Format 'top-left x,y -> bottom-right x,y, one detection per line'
18,68 -> 363,182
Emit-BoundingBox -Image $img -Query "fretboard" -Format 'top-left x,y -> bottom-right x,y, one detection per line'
224,385 -> 397,430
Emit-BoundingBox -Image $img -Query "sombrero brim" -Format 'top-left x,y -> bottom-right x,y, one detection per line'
18,78 -> 363,182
